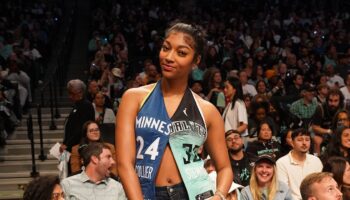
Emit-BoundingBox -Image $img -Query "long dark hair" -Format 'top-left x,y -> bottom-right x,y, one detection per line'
80,120 -> 103,145
323,156 -> 348,186
322,126 -> 350,162
226,76 -> 244,109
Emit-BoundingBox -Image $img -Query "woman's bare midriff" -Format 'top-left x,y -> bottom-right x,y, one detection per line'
155,145 -> 182,186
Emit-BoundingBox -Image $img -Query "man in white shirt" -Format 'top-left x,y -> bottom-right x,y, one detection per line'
239,70 -> 257,97
276,128 -> 323,200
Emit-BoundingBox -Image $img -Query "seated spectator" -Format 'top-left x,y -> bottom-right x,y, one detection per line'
248,101 -> 279,139
255,80 -> 270,98
323,156 -> 350,200
311,89 -> 344,155
246,120 -> 282,159
23,175 -> 63,200
280,129 -> 293,156
316,83 -> 329,105
62,142 -> 126,200
93,91 -> 115,124
340,72 -> 350,105
321,126 -> 350,162
331,110 -> 350,130
300,172 -> 342,200
225,129 -> 256,187
241,155 -> 292,200
239,70 -> 257,97
276,128 -> 323,200
190,80 -> 206,99
204,157 -> 243,200
326,64 -> 344,89
5,57 -> 31,109
286,73 -> 304,103
70,121 -> 117,176
86,80 -> 112,109
289,84 -> 318,127
203,67 -> 225,112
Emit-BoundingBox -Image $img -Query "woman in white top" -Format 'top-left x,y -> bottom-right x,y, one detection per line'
93,91 -> 115,124
223,76 -> 248,138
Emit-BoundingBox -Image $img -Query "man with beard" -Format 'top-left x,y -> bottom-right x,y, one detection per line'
311,89 -> 344,155
276,128 -> 323,200
225,129 -> 256,186
61,142 -> 126,200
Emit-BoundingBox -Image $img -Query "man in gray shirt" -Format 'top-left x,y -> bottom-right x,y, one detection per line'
61,142 -> 126,200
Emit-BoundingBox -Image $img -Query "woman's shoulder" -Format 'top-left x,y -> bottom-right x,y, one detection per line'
121,83 -> 157,103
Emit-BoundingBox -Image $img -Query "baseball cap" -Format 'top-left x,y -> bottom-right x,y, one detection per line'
255,154 -> 276,165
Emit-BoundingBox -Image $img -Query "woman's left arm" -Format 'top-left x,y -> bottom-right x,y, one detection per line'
201,99 -> 233,197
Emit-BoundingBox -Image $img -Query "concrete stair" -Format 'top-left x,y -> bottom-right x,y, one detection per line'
0,107 -> 71,200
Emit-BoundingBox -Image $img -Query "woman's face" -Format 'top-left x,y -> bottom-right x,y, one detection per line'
259,123 -> 272,141
51,184 -> 64,200
338,112 -> 350,127
255,107 -> 266,121
257,81 -> 267,94
159,32 -> 197,80
87,123 -> 101,142
213,72 -> 222,84
341,128 -> 350,149
224,81 -> 236,99
255,162 -> 274,187
343,162 -> 350,185
94,93 -> 105,107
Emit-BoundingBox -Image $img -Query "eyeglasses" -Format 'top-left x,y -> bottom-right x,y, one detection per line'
226,135 -> 241,142
52,192 -> 64,200
88,128 -> 100,133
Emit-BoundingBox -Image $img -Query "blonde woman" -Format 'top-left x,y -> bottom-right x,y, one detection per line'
241,155 -> 292,200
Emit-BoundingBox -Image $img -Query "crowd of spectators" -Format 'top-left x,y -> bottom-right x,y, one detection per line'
0,0 -> 63,147
20,0 -> 350,199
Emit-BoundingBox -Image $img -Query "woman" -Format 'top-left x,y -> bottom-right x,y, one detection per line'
203,67 -> 225,112
331,110 -> 350,130
248,102 -> 279,139
23,175 -> 64,200
241,155 -> 292,200
93,91 -> 116,124
222,76 -> 248,140
70,121 -> 117,175
322,126 -> 350,162
323,156 -> 350,200
116,22 -> 232,200
246,120 -> 281,159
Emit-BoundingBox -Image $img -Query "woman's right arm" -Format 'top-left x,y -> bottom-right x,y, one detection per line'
115,88 -> 144,200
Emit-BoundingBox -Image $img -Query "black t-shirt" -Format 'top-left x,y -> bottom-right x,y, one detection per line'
229,152 -> 256,187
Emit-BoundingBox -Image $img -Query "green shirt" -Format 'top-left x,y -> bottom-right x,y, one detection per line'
289,98 -> 317,119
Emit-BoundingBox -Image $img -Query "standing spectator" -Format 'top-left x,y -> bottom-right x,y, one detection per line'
276,128 -> 323,200
23,175 -> 64,200
61,79 -> 95,152
241,155 -> 293,200
311,89 -> 344,155
223,76 -> 248,140
300,172 -> 342,200
62,142 -> 126,200
225,129 -> 256,187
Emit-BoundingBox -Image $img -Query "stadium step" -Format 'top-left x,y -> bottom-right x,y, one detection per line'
0,106 -> 71,200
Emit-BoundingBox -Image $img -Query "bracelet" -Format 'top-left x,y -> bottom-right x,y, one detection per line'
215,190 -> 226,200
